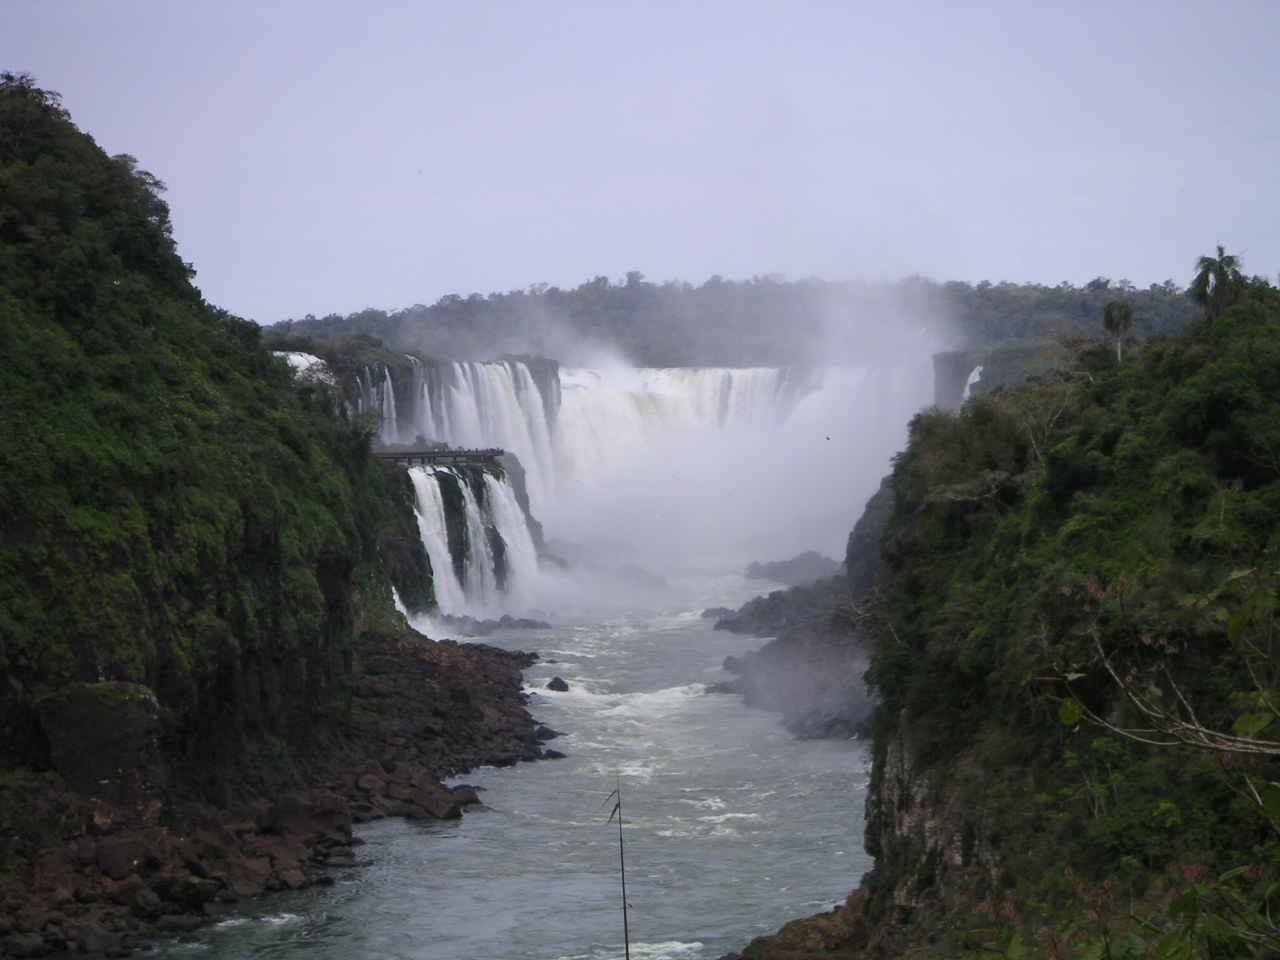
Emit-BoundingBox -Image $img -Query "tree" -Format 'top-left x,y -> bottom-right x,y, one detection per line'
1190,245 -> 1244,322
1102,299 -> 1134,362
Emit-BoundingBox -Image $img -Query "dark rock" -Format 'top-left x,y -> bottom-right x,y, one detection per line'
534,725 -> 563,741
409,781 -> 463,819
35,682 -> 170,805
262,791 -> 352,848
705,679 -> 741,695
541,749 -> 567,760
97,835 -> 150,881
155,913 -> 205,933
745,551 -> 842,586
450,785 -> 481,805
220,855 -> 272,899
547,677 -> 569,692
103,875 -> 146,907
2,931 -> 49,958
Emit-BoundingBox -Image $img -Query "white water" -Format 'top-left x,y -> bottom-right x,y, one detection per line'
144,572 -> 874,960
149,353 -> 924,958
369,359 -> 933,616
406,465 -> 543,621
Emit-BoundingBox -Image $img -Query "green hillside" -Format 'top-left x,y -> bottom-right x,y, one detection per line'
0,73 -> 431,795
737,262 -> 1280,959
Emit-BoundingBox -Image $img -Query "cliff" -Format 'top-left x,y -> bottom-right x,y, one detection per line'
728,270 -> 1280,958
0,74 -> 552,956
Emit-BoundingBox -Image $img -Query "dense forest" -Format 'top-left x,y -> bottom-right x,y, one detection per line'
737,254 -> 1280,959
0,72 -> 433,793
267,271 -> 1197,369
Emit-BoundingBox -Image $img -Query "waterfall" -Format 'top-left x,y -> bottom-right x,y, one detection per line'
405,465 -> 540,620
374,358 -> 559,506
364,356 -> 932,604
961,364 -> 983,401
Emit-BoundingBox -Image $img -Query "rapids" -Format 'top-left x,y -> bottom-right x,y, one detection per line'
144,570 -> 873,960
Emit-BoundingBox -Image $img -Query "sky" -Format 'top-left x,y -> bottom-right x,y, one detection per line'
5,0 -> 1280,326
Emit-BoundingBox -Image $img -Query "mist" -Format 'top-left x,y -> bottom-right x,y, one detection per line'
358,284 -> 950,618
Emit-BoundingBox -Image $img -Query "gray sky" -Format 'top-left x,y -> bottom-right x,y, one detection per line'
6,0 -> 1279,325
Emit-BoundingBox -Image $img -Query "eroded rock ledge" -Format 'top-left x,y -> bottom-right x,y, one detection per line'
0,629 -> 552,958
706,577 -> 873,739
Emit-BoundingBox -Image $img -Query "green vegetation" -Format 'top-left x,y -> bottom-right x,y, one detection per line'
0,73 -> 432,795
861,254 -> 1280,956
267,271 -> 1196,368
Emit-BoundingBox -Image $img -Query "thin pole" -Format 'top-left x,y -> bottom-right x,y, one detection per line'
605,779 -> 631,960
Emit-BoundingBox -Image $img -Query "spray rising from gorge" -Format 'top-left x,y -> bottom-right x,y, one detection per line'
350,354 -> 937,620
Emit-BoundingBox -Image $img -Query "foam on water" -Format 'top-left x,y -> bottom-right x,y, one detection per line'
145,570 -> 873,960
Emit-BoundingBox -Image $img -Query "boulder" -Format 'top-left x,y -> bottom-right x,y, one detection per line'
409,781 -> 462,819
547,677 -> 569,692
261,791 -> 352,848
36,682 -> 171,806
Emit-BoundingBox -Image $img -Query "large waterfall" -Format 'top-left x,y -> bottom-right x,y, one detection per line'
359,357 -> 934,618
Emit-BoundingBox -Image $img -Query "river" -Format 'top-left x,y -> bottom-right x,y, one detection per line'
144,567 -> 872,960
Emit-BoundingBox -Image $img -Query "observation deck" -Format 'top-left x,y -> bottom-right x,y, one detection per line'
374,447 -> 505,467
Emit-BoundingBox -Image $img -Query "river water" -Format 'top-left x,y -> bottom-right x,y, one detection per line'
146,568 -> 872,960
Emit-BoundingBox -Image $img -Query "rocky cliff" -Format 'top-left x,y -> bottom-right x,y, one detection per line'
728,275 -> 1280,958
0,74 -> 555,958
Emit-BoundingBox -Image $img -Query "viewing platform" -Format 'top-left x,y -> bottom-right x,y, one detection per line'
374,447 -> 505,467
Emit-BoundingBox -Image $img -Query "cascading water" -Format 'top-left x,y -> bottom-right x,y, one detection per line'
962,364 -> 984,401
365,357 -> 932,604
405,465 -> 541,621
167,348 -> 935,960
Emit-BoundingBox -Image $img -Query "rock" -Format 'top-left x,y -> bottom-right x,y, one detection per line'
221,855 -> 272,899
2,931 -> 49,958
705,679 -> 741,695
34,682 -> 170,805
97,834 -> 151,881
155,913 -> 205,933
450,785 -> 481,805
357,771 -> 386,794
534,725 -> 563,740
547,677 -> 569,692
103,875 -> 146,907
542,749 -> 567,760
250,835 -> 309,870
409,781 -> 462,820
744,551 -> 842,586
262,791 -> 352,848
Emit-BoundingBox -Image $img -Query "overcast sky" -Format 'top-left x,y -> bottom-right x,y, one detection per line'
6,1 -> 1279,325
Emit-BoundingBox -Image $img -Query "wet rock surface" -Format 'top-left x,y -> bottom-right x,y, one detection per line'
707,577 -> 873,739
0,629 -> 557,957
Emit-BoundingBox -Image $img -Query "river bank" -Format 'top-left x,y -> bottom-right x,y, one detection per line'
0,626 -> 554,959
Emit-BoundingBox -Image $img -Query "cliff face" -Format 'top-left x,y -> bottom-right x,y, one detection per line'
731,278 -> 1280,958
0,74 -> 558,956
0,74 -> 414,787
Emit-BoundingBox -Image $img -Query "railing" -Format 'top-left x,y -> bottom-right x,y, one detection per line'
374,448 -> 505,467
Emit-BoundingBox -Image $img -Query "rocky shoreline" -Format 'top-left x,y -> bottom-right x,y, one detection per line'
0,628 -> 555,959
705,576 -> 873,740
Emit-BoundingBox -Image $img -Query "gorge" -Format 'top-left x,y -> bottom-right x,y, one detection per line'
6,71 -> 1275,960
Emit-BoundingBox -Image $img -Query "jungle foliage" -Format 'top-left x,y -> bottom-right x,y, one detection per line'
268,270 -> 1196,368
865,267 -> 1280,956
0,74 -> 432,795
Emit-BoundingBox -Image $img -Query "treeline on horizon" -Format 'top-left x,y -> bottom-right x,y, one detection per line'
267,271 -> 1200,368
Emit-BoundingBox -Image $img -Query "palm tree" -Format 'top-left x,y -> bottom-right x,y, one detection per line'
1102,299 -> 1134,362
1190,245 -> 1244,322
